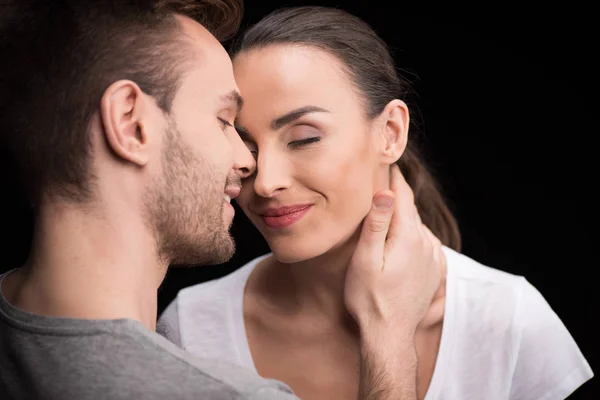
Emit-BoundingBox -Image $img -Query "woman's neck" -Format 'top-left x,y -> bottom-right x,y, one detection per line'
249,230 -> 361,324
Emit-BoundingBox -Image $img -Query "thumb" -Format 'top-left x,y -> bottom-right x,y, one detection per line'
354,191 -> 395,268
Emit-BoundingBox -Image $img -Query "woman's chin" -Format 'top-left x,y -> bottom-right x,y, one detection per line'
271,249 -> 314,264
266,231 -> 357,264
269,242 -> 327,264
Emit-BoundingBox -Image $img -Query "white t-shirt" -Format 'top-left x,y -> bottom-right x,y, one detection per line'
158,248 -> 594,399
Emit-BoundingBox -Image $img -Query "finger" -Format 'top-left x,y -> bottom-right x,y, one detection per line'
389,164 -> 417,229
413,209 -> 425,242
422,224 -> 442,264
422,224 -> 441,248
421,225 -> 446,288
392,166 -> 425,242
354,191 -> 395,270
414,209 -> 422,226
385,165 -> 418,252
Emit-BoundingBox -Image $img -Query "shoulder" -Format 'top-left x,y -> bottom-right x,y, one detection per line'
166,254 -> 269,318
443,247 -> 586,339
443,247 -> 529,322
157,255 -> 270,363
441,247 -> 594,399
443,246 -> 581,343
443,246 -> 525,286
116,321 -> 296,399
507,277 -> 594,399
442,246 -> 528,333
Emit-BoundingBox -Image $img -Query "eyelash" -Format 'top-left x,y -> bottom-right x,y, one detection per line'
289,137 -> 321,148
218,117 -> 233,130
244,136 -> 320,158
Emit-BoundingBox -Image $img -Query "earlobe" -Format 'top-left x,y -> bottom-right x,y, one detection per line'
379,99 -> 409,164
100,80 -> 149,166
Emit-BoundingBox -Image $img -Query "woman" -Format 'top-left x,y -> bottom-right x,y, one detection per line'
158,7 -> 593,399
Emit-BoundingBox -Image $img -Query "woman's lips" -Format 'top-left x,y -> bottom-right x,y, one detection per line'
261,204 -> 313,229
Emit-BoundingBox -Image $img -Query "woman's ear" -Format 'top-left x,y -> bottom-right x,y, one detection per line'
377,99 -> 409,165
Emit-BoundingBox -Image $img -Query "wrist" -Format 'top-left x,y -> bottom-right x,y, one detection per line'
354,307 -> 418,341
358,319 -> 417,355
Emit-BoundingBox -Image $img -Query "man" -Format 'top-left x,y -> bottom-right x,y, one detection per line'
0,1 -> 443,399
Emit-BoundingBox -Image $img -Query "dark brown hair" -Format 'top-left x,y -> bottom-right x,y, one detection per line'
232,6 -> 461,251
0,0 -> 243,204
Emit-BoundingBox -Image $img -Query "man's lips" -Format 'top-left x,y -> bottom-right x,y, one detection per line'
224,186 -> 241,200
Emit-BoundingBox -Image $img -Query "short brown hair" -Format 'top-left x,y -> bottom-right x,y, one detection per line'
233,6 -> 461,251
0,0 -> 243,204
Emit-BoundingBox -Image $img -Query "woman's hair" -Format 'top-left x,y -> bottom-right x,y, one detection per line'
232,6 -> 461,251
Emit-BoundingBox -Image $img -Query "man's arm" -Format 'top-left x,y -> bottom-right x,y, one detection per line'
345,165 -> 445,400
358,329 -> 417,400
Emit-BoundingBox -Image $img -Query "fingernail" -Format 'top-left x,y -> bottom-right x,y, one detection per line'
374,195 -> 394,209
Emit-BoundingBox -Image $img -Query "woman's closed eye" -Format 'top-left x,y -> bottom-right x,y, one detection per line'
289,137 -> 321,148
218,117 -> 233,130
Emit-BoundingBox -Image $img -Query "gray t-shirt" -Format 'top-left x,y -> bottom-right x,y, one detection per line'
0,271 -> 297,400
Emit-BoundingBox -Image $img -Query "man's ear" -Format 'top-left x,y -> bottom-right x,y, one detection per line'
377,99 -> 409,165
100,80 -> 149,166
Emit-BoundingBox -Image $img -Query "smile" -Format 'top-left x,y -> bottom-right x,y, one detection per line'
261,205 -> 313,229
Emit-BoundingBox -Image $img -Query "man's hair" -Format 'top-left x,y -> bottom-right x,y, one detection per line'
0,0 -> 243,204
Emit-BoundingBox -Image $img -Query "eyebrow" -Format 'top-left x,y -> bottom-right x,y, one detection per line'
235,105 -> 330,141
221,90 -> 244,114
271,105 -> 329,130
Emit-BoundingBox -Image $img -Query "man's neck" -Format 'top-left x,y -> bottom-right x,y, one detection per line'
3,200 -> 166,331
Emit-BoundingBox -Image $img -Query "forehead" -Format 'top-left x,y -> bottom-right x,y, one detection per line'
175,15 -> 238,102
233,45 -> 360,117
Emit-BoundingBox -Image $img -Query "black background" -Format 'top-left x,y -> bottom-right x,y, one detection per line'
1,2 -> 597,398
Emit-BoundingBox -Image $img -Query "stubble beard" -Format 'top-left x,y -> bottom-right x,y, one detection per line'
143,122 -> 235,268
